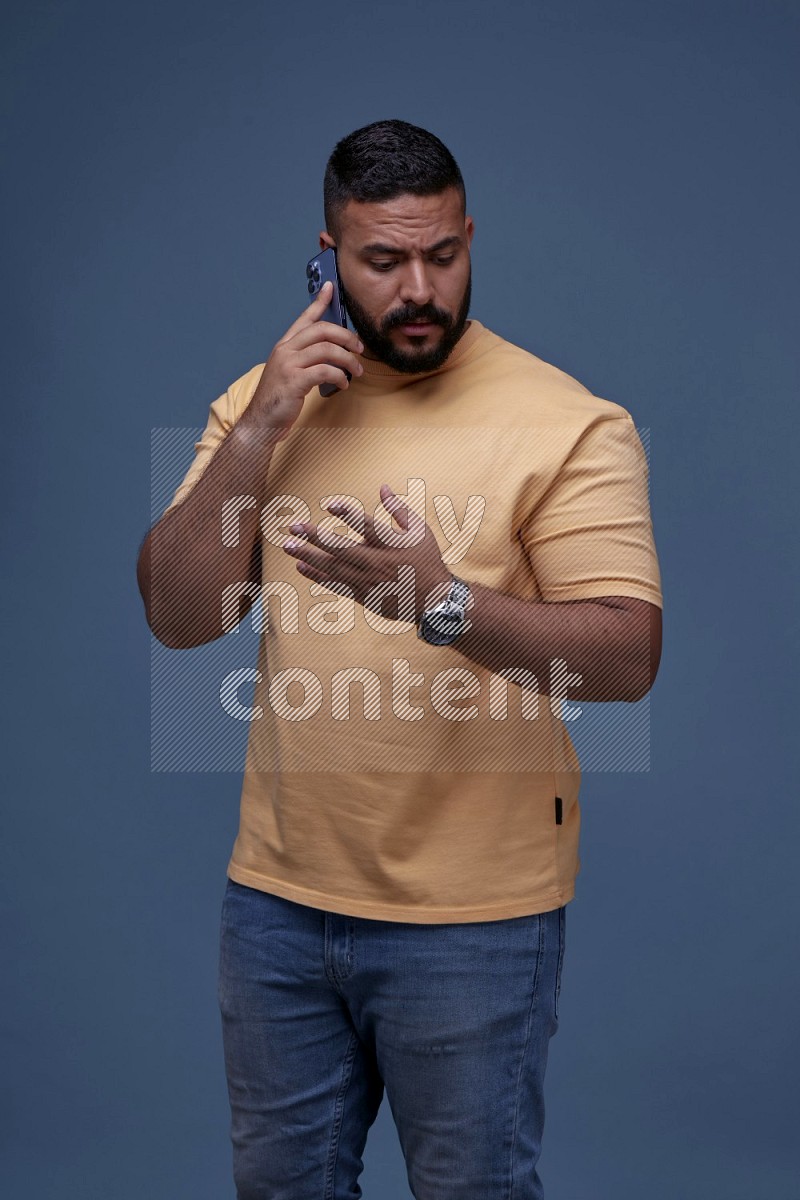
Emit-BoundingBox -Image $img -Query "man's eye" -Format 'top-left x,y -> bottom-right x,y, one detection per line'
371,261 -> 396,271
433,255 -> 455,266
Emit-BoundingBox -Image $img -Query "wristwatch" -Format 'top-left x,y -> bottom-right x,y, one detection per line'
417,576 -> 473,646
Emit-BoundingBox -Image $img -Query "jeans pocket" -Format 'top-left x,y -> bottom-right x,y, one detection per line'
554,906 -> 566,1019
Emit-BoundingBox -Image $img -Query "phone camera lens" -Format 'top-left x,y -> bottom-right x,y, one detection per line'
306,265 -> 313,278
308,281 -> 316,294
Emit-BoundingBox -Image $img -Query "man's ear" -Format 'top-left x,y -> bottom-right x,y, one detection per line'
465,215 -> 475,248
319,230 -> 335,251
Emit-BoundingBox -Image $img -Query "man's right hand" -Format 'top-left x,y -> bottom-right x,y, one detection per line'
137,283 -> 364,648
248,281 -> 364,440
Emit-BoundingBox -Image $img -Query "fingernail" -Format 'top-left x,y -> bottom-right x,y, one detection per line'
288,523 -> 304,534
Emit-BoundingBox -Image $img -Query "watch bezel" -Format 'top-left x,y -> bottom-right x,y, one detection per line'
416,579 -> 471,645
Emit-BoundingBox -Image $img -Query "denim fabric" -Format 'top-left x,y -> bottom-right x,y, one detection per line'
218,878 -> 566,1199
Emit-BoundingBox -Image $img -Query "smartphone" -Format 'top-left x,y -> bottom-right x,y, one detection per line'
305,247 -> 350,397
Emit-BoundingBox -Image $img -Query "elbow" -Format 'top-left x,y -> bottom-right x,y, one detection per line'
136,525 -> 206,649
142,603 -> 215,650
622,643 -> 662,703
137,537 -> 175,647
623,676 -> 655,704
138,588 -> 184,649
622,601 -> 662,702
146,619 -> 193,651
136,548 -> 166,642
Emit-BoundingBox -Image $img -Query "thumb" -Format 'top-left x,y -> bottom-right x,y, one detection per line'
380,484 -> 411,531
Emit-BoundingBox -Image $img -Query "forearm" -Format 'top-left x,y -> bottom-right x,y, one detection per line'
450,582 -> 658,703
137,405 -> 280,649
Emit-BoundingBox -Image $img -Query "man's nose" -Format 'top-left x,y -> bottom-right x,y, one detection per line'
398,260 -> 435,307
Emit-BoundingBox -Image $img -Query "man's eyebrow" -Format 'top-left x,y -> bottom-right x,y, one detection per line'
358,235 -> 463,256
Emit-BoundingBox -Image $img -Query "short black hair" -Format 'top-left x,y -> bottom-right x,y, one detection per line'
323,119 -> 466,238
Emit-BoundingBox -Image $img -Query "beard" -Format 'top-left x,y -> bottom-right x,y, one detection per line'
339,268 -> 472,374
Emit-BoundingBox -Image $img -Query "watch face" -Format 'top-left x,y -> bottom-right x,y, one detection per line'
420,607 -> 464,646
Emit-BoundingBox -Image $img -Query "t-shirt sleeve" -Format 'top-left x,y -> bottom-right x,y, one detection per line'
162,364 -> 264,515
519,414 -> 663,607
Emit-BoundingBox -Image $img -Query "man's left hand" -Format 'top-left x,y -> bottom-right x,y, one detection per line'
282,483 -> 452,625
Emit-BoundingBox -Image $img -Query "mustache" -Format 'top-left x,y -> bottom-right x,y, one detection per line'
381,304 -> 452,332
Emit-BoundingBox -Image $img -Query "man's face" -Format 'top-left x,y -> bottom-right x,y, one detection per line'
320,188 -> 474,374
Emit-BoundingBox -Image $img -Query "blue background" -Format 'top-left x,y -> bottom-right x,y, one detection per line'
3,1 -> 798,1196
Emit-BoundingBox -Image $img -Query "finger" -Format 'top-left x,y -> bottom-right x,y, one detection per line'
282,536 -> 337,574
381,484 -> 426,531
374,486 -> 426,547
379,485 -> 410,532
323,499 -> 369,540
294,559 -> 327,585
294,340 -> 364,377
288,519 -> 361,555
309,573 -> 355,597
296,562 -> 353,597
300,363 -> 353,393
276,282 -> 337,345
330,498 -> 388,546
290,321 -> 364,356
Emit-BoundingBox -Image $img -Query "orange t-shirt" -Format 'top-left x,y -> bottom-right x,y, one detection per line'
164,320 -> 662,922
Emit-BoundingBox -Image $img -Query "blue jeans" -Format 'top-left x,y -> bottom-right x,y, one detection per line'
218,878 -> 566,1200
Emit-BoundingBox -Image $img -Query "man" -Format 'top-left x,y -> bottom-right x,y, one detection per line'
137,119 -> 662,1199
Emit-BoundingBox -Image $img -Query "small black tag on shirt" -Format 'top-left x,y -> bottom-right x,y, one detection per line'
555,796 -> 563,825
